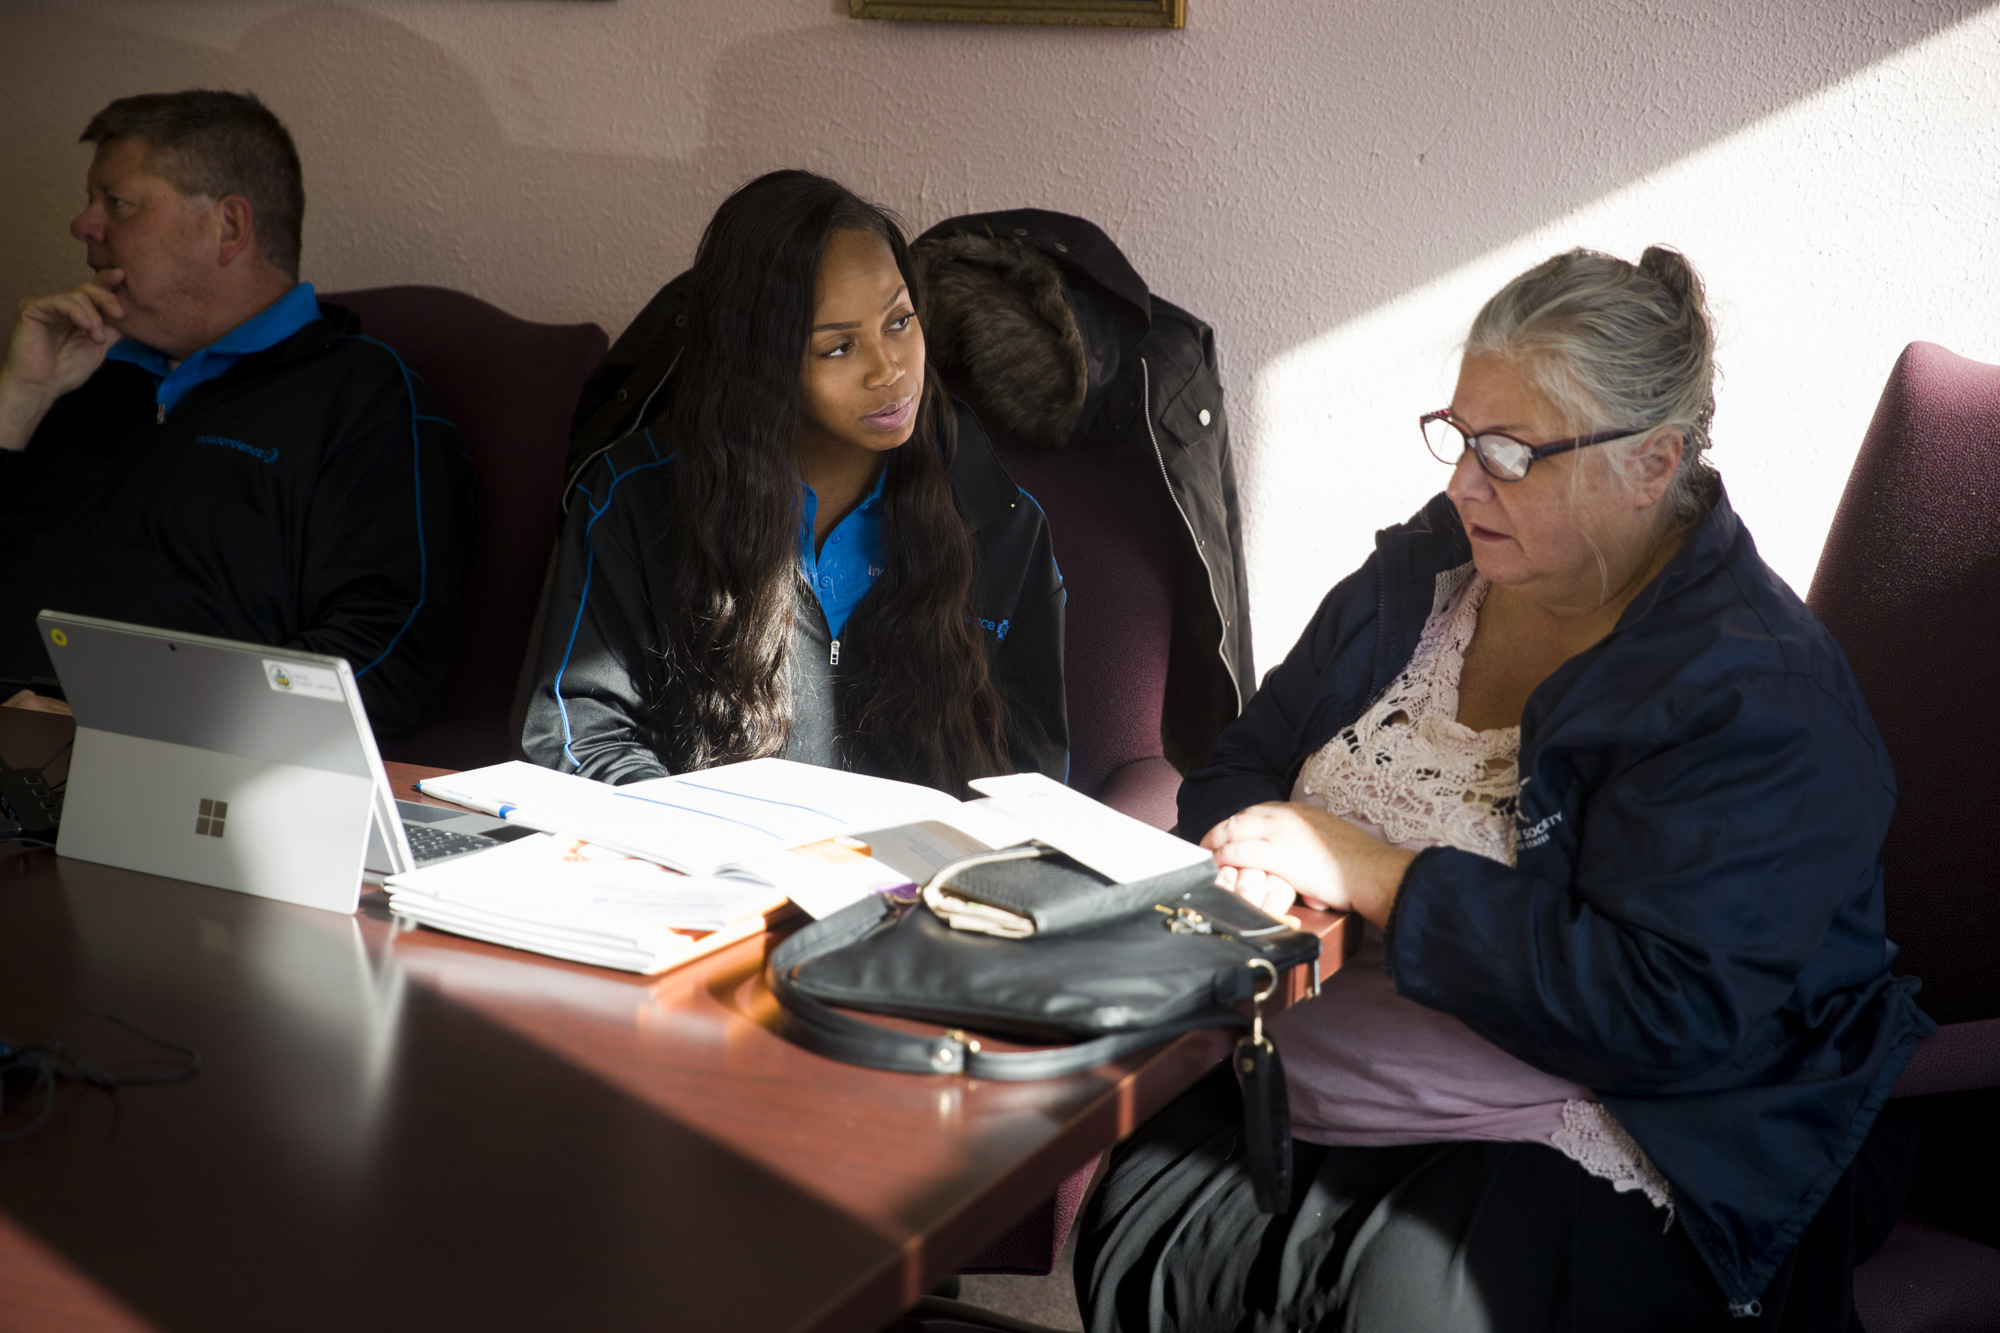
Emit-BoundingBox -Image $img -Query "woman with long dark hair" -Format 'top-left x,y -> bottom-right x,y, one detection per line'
522,171 -> 1066,793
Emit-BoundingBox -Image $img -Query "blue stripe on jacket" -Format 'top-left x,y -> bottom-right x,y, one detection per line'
553,431 -> 676,770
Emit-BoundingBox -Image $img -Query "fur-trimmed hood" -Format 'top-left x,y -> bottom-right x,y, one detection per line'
913,210 -> 1153,449
913,207 -> 1255,772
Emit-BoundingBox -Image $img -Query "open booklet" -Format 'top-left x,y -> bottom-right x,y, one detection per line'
384,833 -> 790,973
390,758 -> 1212,973
415,758 -> 977,873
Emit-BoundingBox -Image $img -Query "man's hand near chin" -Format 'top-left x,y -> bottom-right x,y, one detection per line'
0,271 -> 128,454
2,690 -> 73,716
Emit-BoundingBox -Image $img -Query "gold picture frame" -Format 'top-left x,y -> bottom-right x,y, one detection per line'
849,0 -> 1184,29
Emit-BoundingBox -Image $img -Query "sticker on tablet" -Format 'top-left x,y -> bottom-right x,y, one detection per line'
262,659 -> 344,702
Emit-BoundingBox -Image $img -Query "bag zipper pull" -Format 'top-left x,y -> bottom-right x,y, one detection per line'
1233,957 -> 1290,1215
829,639 -> 840,666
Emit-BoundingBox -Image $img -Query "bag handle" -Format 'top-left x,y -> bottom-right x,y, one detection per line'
766,896 -> 1252,1082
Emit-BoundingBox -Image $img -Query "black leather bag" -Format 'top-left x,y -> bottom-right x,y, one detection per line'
766,850 -> 1320,1210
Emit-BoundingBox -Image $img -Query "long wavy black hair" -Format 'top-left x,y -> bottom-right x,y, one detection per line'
654,169 -> 1010,793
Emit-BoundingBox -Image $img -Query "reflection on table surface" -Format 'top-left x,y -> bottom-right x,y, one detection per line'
0,839 -> 1254,1332
1,718 -> 1352,1333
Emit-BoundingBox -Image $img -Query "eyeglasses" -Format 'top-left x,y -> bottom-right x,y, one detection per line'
1419,409 -> 1635,482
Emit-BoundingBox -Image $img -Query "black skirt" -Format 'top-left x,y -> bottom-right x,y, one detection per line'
1074,1068 -> 1919,1333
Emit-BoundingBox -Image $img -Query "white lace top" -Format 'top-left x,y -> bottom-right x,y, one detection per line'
1296,563 -> 1520,863
1273,563 -> 1672,1213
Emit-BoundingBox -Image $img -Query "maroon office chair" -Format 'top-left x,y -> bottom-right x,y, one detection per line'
987,426 -> 1185,830
324,286 -> 607,770
921,425 -> 1187,1304
1805,342 -> 2000,1332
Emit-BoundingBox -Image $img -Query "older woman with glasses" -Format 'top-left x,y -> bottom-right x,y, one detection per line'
1075,248 -> 1933,1333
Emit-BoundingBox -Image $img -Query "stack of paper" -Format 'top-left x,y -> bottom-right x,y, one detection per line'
417,758 -> 971,875
390,759 -> 1213,974
967,773 -> 1211,881
384,834 -> 788,974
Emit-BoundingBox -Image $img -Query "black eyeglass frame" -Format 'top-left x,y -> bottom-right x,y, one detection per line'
1419,408 -> 1638,482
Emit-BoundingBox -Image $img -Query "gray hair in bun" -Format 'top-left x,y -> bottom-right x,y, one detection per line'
1467,246 -> 1719,530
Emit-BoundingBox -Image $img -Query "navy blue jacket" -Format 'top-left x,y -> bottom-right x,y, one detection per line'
1180,484 -> 1933,1312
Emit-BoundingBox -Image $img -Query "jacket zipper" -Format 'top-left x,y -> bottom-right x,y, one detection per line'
1140,357 -> 1242,706
829,639 -> 840,666
157,402 -> 166,425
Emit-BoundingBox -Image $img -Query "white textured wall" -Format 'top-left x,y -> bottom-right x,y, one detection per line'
5,0 -> 1998,671
1252,12 -> 2000,653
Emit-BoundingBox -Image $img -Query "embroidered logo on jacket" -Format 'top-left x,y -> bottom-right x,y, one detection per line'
196,434 -> 280,464
978,618 -> 1011,641
1518,809 -> 1563,851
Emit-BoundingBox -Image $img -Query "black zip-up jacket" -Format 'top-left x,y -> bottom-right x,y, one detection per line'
0,306 -> 473,736
522,402 -> 1067,789
565,212 -> 1250,773
916,210 -> 1252,772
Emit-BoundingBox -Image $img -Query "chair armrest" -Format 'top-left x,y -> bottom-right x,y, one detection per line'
1091,756 -> 1182,831
1891,1018 -> 2000,1098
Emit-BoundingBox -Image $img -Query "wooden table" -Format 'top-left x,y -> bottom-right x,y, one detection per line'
0,712 -> 1351,1332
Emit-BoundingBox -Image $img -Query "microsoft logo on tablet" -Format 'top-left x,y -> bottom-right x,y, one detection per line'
195,798 -> 228,838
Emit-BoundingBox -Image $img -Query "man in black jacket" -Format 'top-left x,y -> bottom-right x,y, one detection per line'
0,90 -> 471,736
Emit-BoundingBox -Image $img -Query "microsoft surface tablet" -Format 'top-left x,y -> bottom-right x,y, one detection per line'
37,611 -> 406,913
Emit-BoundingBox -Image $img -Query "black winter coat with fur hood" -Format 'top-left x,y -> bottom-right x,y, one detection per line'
567,211 -> 1252,775
910,209 -> 1252,773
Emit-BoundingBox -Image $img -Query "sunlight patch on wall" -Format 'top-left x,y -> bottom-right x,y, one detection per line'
1246,9 -> 2000,673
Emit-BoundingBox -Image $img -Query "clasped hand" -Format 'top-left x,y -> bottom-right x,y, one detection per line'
1200,802 -> 1417,928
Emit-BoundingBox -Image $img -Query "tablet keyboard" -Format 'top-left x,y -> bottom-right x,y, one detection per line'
402,822 -> 502,865
0,766 -> 61,839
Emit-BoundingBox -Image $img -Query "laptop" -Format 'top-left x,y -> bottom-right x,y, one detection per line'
36,611 -> 532,914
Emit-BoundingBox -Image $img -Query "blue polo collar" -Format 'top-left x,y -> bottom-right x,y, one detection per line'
799,463 -> 890,640
107,281 -> 322,418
